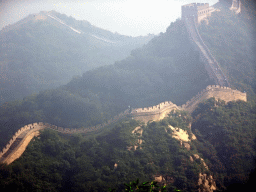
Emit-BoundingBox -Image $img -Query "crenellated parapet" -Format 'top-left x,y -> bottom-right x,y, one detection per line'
0,123 -> 45,163
124,85 -> 246,122
182,3 -> 213,23
0,85 -> 247,165
230,0 -> 241,14
0,108 -> 130,165
130,101 -> 175,113
180,85 -> 247,113
130,101 -> 180,123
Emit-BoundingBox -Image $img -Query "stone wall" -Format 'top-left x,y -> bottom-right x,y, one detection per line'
0,123 -> 38,159
2,130 -> 41,165
184,16 -> 230,87
181,85 -> 247,113
128,85 -> 246,122
130,101 -> 180,123
230,0 -> 241,14
0,109 -> 130,165
0,85 -> 247,165
182,3 -> 211,23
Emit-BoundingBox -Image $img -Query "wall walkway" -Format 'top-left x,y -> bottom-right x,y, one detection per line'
184,16 -> 230,87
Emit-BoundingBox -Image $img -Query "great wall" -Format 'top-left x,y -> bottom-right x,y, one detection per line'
0,1 -> 247,166
0,109 -> 129,165
182,3 -> 230,87
129,85 -> 246,122
0,85 -> 246,165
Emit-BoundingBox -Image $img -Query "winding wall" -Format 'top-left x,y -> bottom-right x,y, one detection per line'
0,85 -> 247,165
0,109 -> 129,165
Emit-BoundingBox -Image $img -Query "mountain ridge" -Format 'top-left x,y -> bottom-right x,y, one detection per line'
0,10 -> 154,105
0,2 -> 256,191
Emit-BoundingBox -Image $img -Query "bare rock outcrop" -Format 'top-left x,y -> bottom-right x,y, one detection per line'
127,126 -> 144,151
198,173 -> 217,192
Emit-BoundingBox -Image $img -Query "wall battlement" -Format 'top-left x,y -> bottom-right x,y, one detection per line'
181,85 -> 247,113
182,2 -> 211,23
0,85 -> 247,165
230,0 -> 241,14
0,109 -> 130,165
130,101 -> 175,113
130,85 -> 246,122
130,101 -> 180,123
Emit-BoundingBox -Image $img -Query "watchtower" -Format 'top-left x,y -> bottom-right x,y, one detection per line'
182,3 -> 211,23
230,0 -> 241,14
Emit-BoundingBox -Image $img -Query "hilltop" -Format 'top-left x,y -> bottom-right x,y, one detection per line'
0,2 -> 255,144
0,1 -> 256,191
0,10 -> 154,105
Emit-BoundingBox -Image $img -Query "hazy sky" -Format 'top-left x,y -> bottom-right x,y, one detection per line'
0,0 -> 218,37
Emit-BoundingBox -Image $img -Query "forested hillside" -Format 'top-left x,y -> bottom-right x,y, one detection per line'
0,1 -> 256,191
0,109 -> 209,191
0,17 -> 212,149
1,2 -> 255,149
0,98 -> 256,191
0,10 -> 153,105
198,2 -> 256,100
191,98 -> 256,189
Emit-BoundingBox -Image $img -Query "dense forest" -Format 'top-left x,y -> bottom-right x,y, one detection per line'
0,1 -> 256,191
0,98 -> 256,191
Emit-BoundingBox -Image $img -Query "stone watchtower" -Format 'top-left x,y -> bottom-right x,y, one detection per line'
181,3 -> 211,23
230,0 -> 241,14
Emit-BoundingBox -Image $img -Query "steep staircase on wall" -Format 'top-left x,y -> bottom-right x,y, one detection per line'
184,16 -> 230,87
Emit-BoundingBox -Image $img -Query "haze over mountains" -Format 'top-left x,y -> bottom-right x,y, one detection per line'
0,0 -> 256,191
0,10 -> 154,104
